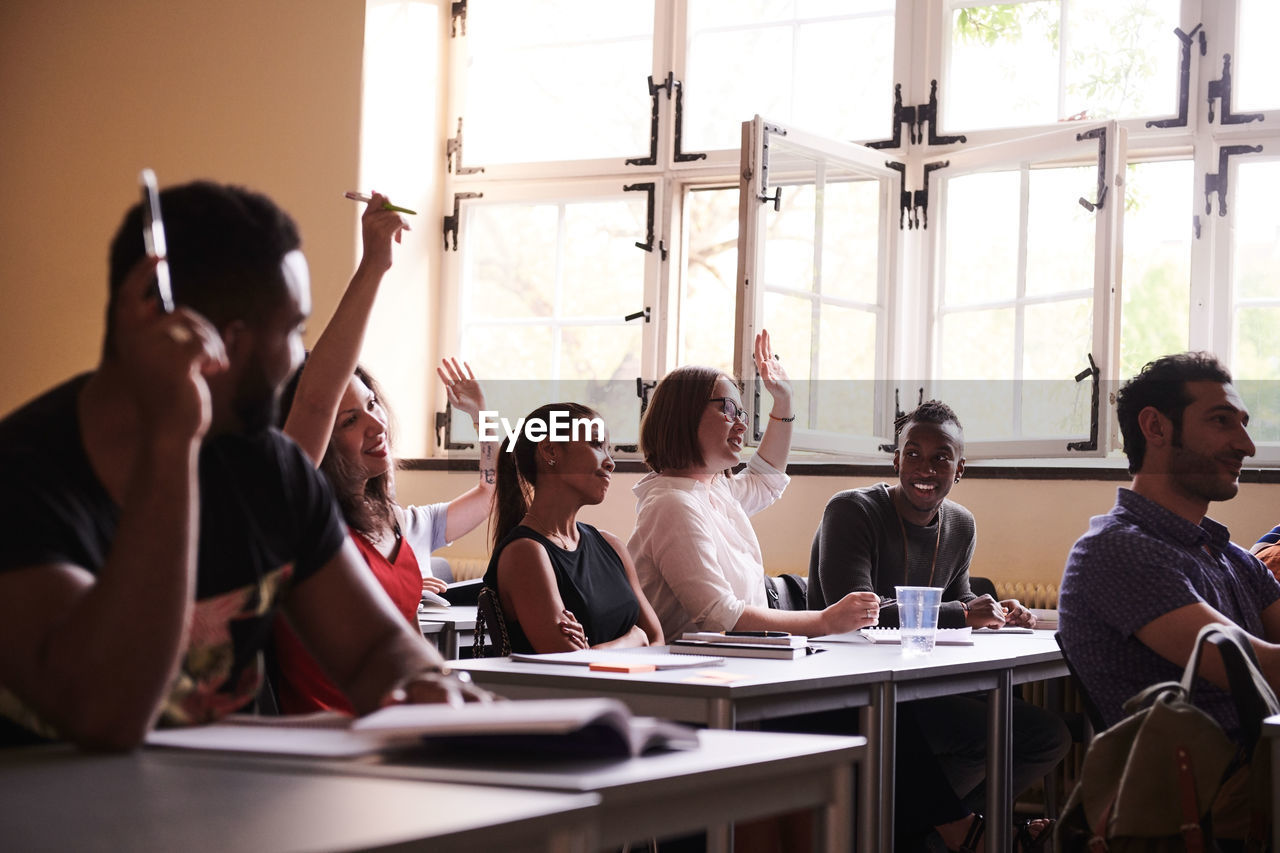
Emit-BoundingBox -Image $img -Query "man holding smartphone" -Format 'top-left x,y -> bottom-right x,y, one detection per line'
0,180 -> 488,749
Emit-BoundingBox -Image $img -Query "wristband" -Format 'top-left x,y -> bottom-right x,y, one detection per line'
769,412 -> 796,422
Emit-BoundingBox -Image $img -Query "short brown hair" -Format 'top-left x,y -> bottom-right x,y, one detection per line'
640,365 -> 729,473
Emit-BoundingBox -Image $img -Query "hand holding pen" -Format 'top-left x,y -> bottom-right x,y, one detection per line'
345,191 -> 417,215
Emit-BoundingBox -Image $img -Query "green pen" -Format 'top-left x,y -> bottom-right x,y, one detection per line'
344,191 -> 417,215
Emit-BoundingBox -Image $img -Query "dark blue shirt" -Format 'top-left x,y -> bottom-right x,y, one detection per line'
1059,488 -> 1280,737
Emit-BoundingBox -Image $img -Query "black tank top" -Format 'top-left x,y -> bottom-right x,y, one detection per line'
483,523 -> 641,654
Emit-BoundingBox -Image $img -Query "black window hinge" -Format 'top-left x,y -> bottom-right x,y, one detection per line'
1205,144 -> 1264,216
622,182 -> 665,259
636,377 -> 657,417
868,81 -> 968,150
1066,353 -> 1100,452
446,118 -> 484,176
1077,127 -> 1108,212
626,73 -> 708,168
1208,53 -> 1265,126
442,191 -> 483,251
888,160 -> 949,229
435,404 -> 474,450
450,1 -> 466,37
1146,24 -> 1203,129
877,387 -> 922,452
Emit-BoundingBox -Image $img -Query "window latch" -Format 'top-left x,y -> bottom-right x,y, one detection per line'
624,307 -> 651,323
1077,127 -> 1108,213
622,182 -> 665,258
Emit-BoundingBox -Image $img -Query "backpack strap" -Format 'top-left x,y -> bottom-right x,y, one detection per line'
1175,745 -> 1207,853
1203,625 -> 1280,756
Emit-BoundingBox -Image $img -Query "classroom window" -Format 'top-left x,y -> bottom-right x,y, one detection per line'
407,0 -> 1280,462
944,0 -> 1182,131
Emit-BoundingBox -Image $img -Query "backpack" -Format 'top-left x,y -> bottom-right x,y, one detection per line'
1056,623 -> 1277,853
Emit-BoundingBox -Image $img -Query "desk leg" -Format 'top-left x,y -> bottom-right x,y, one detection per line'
439,625 -> 458,660
875,681 -> 896,853
986,670 -> 1012,853
706,698 -> 735,853
815,761 -> 854,853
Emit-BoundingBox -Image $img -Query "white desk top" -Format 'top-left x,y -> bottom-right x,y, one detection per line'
0,746 -> 598,853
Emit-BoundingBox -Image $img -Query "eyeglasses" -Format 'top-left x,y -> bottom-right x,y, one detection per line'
709,397 -> 747,423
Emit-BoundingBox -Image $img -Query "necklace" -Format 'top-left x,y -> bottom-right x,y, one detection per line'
523,512 -> 577,550
891,486 -> 942,587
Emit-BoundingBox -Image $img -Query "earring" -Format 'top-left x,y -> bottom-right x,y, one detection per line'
954,475 -> 961,483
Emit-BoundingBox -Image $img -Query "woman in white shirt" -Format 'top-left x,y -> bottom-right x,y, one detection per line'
627,330 -> 880,639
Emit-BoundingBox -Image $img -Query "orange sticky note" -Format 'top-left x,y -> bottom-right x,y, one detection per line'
589,662 -> 658,673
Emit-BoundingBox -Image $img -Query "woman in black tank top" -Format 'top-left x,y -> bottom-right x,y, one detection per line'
482,403 -> 663,653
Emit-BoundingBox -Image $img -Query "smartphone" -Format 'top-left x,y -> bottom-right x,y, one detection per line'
139,168 -> 175,313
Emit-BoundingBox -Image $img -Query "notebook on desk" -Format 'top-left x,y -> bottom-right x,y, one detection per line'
813,627 -> 974,645
145,698 -> 698,759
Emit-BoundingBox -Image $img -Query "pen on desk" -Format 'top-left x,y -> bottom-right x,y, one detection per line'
344,191 -> 418,215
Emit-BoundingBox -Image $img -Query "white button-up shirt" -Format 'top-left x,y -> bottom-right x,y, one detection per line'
628,453 -> 789,638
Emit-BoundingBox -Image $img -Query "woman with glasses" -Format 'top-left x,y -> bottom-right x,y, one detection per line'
627,330 -> 881,639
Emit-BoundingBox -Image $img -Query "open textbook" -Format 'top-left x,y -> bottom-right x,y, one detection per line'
145,698 -> 698,759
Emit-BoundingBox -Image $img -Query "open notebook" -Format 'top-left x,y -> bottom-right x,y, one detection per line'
145,698 -> 698,759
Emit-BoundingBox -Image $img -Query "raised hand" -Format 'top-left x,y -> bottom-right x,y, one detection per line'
753,329 -> 793,414
436,358 -> 487,420
358,191 -> 411,276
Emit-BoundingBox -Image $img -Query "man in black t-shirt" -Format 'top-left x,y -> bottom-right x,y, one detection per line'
0,181 -> 486,749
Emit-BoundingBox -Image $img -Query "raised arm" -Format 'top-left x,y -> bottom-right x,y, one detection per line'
283,193 -> 409,464
752,329 -> 795,471
437,358 -> 498,541
0,257 -> 228,750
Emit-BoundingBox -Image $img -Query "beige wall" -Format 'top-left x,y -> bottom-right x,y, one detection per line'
0,0 -> 368,412
398,467 -> 1280,589
4,1 -> 1278,591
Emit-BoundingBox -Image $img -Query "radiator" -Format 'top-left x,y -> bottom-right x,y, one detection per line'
446,556 -> 489,582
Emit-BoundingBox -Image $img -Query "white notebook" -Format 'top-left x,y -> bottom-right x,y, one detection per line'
814,627 -> 974,645
510,649 -> 724,668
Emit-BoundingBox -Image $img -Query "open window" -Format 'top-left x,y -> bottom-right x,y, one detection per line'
736,116 -> 904,456
921,122 -> 1123,458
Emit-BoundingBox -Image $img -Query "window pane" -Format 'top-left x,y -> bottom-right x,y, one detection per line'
464,203 -> 559,320
946,0 -> 1181,131
764,290 -> 815,426
1236,0 -> 1280,112
464,0 -> 653,163
1120,160 -> 1191,378
766,184 -> 817,294
1022,299 -> 1092,436
814,307 -> 877,435
943,171 -> 1021,306
685,1 -> 893,151
681,187 -> 739,375
561,198 -> 649,316
936,309 -> 1015,439
459,195 -> 645,425
822,180 -> 881,304
1232,160 -> 1280,302
1025,166 -> 1095,298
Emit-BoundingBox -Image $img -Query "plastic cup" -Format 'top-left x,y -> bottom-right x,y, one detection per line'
895,585 -> 943,657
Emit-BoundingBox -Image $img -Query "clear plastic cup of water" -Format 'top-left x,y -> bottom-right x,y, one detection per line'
895,585 -> 943,657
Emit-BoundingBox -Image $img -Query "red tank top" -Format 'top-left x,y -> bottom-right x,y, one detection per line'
272,528 -> 423,714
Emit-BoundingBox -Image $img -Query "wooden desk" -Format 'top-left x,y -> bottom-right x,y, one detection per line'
454,632 -> 1066,853
0,746 -> 598,852
418,605 -> 477,659
231,729 -> 863,852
